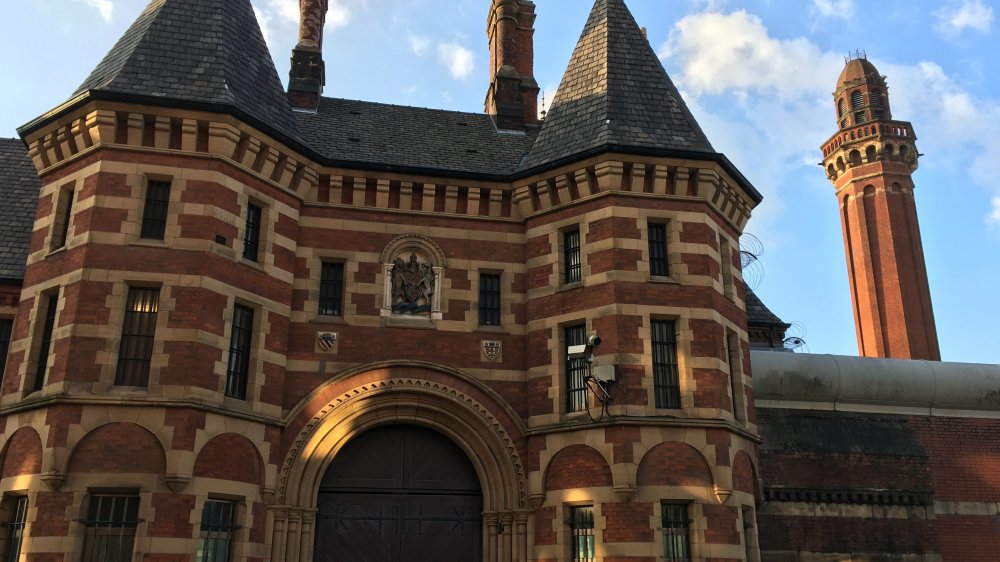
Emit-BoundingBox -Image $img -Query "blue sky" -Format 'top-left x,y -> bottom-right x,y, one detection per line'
1,0 -> 998,364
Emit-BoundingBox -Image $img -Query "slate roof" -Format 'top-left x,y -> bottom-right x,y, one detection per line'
72,0 -> 300,142
745,287 -> 789,327
0,139 -> 39,282
296,98 -> 540,177
519,0 -> 714,171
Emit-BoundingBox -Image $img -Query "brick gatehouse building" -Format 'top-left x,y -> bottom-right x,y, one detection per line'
1,0 -> 999,561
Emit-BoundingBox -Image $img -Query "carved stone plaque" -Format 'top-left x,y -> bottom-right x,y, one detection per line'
317,331 -> 338,353
482,340 -> 502,362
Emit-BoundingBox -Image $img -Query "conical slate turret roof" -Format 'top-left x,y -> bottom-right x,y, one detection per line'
73,0 -> 300,141
519,0 -> 714,171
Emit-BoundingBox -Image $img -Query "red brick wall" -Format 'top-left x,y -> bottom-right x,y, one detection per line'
67,423 -> 166,474
193,433 -> 263,485
636,442 -> 713,487
545,445 -> 613,491
1,427 -> 42,477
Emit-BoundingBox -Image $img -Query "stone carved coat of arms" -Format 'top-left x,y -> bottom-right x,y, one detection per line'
390,253 -> 435,314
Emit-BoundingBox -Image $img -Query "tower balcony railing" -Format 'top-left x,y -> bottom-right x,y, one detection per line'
822,120 -> 915,158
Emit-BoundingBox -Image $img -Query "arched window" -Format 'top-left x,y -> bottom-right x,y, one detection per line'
865,145 -> 877,163
870,89 -> 882,107
838,98 -> 846,117
849,150 -> 863,167
851,90 -> 864,109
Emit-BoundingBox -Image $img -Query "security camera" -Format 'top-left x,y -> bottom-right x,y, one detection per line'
567,333 -> 601,362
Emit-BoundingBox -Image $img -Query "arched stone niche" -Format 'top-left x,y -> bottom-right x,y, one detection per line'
379,234 -> 447,321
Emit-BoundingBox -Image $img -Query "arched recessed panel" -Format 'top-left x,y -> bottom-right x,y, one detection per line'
636,441 -> 714,488
544,444 -> 612,491
315,425 -> 482,562
732,451 -> 757,496
194,433 -> 263,485
1,428 -> 42,478
67,423 -> 166,475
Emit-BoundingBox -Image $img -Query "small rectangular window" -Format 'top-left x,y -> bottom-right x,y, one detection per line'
479,273 -> 501,326
648,222 -> 669,277
570,506 -> 595,562
198,500 -> 236,562
726,329 -> 744,421
662,503 -> 692,562
565,324 -> 588,412
0,319 -> 12,379
243,203 -> 262,262
719,235 -> 734,299
81,494 -> 139,562
319,262 -> 345,317
652,320 -> 680,409
140,180 -> 171,240
51,187 -> 75,250
564,229 -> 581,284
225,304 -> 254,400
114,288 -> 160,387
2,496 -> 27,562
31,292 -> 59,393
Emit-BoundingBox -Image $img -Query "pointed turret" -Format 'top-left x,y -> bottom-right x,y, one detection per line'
71,0 -> 299,140
520,0 -> 714,171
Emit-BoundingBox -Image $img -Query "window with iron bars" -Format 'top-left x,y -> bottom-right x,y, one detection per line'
81,494 -> 139,562
565,324 -> 588,412
2,496 -> 27,562
564,228 -> 581,284
242,203 -> 262,262
319,262 -> 344,317
197,500 -> 237,562
570,506 -> 595,562
662,503 -> 692,562
140,180 -> 171,240
478,273 -> 501,326
225,304 -> 254,400
114,288 -> 159,387
652,320 -> 681,409
648,222 -> 669,277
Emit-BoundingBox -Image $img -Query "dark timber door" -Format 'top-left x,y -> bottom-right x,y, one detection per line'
315,425 -> 483,562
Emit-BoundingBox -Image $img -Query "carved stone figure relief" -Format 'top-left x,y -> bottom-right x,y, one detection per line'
390,253 -> 435,315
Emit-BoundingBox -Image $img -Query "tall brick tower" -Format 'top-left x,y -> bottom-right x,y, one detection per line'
821,54 -> 940,360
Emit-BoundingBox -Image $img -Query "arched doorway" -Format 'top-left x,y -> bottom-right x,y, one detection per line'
315,424 -> 483,562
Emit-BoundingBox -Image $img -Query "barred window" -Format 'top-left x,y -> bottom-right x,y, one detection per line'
319,262 -> 344,317
2,496 -> 27,562
652,320 -> 680,409
565,324 -> 588,412
197,500 -> 236,562
850,89 -> 864,109
140,180 -> 171,240
31,292 -> 59,393
225,304 -> 254,400
742,505 -> 758,562
648,222 -> 669,276
479,273 -> 501,326
242,203 -> 262,262
81,494 -> 139,562
570,506 -> 596,562
726,329 -> 744,421
564,229 -> 581,284
51,187 -> 75,250
115,288 -> 159,387
0,318 -> 12,379
662,503 -> 692,562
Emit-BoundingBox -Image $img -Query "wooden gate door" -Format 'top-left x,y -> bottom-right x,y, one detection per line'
315,425 -> 484,562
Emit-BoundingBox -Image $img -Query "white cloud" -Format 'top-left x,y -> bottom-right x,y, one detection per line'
254,7 -> 275,47
74,0 -> 113,22
934,0 -> 995,35
437,42 -> 476,79
409,35 -> 432,56
660,10 -> 842,100
990,197 -> 1000,226
810,0 -> 856,20
262,0 -> 357,30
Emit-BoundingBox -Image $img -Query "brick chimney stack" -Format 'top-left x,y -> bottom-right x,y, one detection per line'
288,0 -> 328,111
821,54 -> 940,360
485,0 -> 539,131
